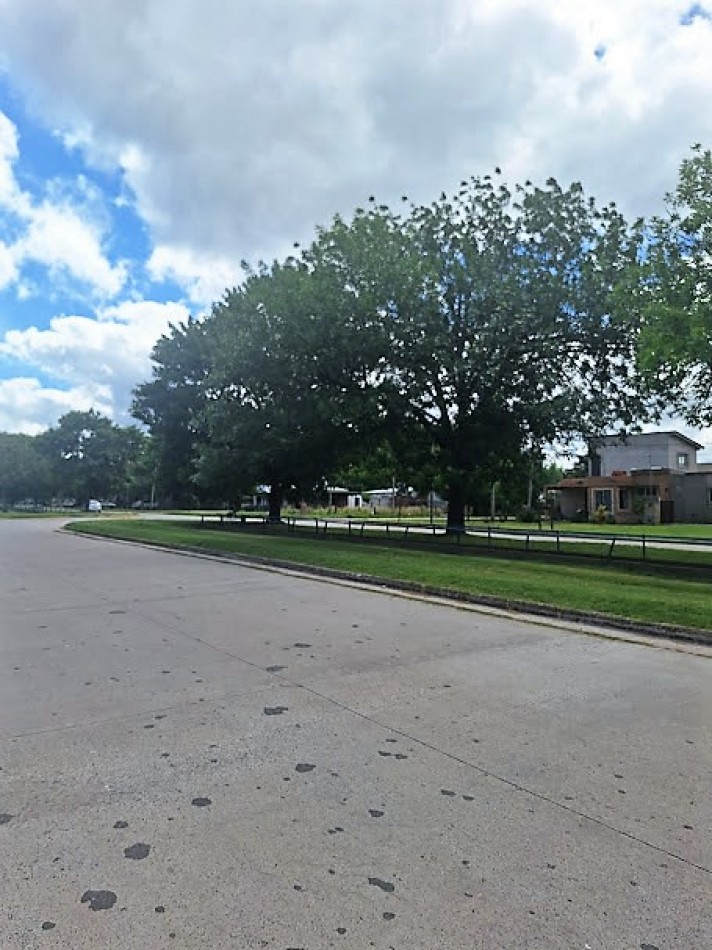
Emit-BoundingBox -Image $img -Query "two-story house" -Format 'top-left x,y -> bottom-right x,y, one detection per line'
550,431 -> 712,524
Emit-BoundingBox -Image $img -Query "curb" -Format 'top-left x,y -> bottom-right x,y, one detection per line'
63,526 -> 712,648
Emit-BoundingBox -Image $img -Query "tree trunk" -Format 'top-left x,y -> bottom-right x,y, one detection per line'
446,475 -> 466,534
267,484 -> 283,523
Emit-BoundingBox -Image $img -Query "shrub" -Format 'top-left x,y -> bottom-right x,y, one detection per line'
591,504 -> 612,525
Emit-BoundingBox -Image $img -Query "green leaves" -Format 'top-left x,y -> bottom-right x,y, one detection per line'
133,168 -> 652,526
0,433 -> 52,505
132,318 -> 212,506
624,146 -> 712,424
33,410 -> 148,505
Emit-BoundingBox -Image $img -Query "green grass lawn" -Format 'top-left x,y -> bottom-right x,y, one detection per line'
0,510 -> 77,519
167,508 -> 712,539
186,514 -> 712,570
67,518 -> 712,633
497,520 -> 712,539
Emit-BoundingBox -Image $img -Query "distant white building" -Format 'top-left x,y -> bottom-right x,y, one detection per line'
325,486 -> 364,509
362,488 -> 397,509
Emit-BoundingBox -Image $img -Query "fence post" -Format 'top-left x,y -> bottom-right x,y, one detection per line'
556,531 -> 560,554
642,535 -> 646,559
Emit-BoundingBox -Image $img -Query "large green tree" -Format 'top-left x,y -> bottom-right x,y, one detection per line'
309,175 -> 647,530
132,171 -> 649,528
626,145 -> 712,423
196,259 -> 382,519
132,318 -> 212,507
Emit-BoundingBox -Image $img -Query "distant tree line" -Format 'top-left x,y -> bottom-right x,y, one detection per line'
0,411 -> 151,509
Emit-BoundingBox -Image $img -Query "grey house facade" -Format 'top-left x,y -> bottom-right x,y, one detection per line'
551,431 -> 712,524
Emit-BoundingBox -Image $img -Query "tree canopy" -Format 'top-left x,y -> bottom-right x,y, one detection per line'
0,411 -> 149,508
626,145 -> 712,424
37,410 -> 148,505
132,318 -> 212,507
0,433 -> 53,506
134,168 -> 659,527
195,259 -> 383,518
299,175 -> 648,527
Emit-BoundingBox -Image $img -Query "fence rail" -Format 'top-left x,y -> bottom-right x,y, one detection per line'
194,513 -> 712,569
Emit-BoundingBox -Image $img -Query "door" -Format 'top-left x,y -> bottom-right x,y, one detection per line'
659,500 -> 675,524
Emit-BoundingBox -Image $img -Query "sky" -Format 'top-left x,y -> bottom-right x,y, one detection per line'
0,0 -> 711,454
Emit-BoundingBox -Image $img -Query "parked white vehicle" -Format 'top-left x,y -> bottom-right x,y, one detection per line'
86,499 -> 102,513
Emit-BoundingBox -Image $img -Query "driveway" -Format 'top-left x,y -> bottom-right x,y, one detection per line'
1,519 -> 710,949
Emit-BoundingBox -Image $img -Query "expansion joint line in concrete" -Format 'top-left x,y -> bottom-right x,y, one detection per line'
121,604 -> 712,880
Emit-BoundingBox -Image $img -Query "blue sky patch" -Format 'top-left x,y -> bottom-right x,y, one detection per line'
679,3 -> 711,25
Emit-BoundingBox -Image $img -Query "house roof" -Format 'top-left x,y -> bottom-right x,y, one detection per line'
550,470 -> 675,490
596,430 -> 703,450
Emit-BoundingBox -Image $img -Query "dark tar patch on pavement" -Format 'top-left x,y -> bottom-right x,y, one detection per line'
81,890 -> 117,911
368,877 -> 395,893
124,843 -> 151,860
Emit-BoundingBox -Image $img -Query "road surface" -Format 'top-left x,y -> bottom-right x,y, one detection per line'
1,518 -> 710,949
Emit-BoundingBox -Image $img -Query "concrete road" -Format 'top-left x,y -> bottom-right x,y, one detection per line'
1,519 -> 710,950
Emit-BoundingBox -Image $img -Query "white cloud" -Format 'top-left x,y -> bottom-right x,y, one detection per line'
0,109 -> 126,297
0,376 -> 113,434
0,241 -> 18,290
0,0 -> 711,434
1,0 -> 710,268
0,299 -> 190,430
0,108 -> 28,215
147,245 -> 241,308
17,201 -> 127,297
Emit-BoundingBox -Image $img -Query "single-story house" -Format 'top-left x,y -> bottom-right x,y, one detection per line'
362,488 -> 397,509
325,486 -> 364,509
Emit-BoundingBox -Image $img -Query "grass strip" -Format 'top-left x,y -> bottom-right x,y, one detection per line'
0,510 -> 74,519
67,518 -> 712,633
190,516 -> 712,570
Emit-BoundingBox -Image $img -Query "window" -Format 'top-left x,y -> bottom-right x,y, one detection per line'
618,488 -> 630,510
594,489 -> 612,511
708,488 -> 712,505
677,452 -> 689,468
636,485 -> 659,498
